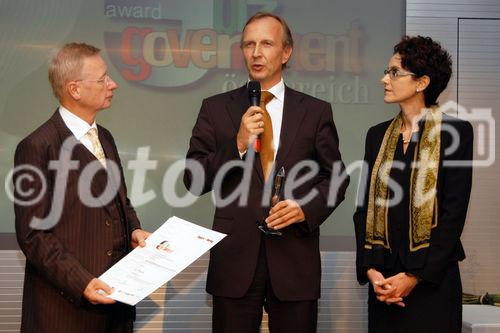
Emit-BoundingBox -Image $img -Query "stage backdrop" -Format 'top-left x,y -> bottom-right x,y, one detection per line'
0,0 -> 405,245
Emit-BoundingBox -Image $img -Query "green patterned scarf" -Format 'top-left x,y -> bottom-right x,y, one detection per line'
365,107 -> 442,252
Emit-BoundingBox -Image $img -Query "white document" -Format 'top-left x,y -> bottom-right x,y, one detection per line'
99,216 -> 225,306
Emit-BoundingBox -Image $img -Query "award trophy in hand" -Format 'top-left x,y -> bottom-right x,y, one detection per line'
257,167 -> 285,236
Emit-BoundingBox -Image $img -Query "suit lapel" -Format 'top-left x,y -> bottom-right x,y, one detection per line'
50,110 -> 113,214
226,85 -> 249,131
274,86 -> 307,173
51,110 -> 97,168
98,128 -> 124,206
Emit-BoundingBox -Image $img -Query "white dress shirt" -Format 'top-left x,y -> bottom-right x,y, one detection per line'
265,78 -> 285,155
58,106 -> 98,153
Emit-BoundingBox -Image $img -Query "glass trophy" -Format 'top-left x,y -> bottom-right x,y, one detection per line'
257,167 -> 285,236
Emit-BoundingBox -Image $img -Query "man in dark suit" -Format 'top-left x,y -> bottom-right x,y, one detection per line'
184,12 -> 349,332
13,42 -> 149,333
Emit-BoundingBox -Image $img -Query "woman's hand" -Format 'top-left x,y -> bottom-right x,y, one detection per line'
377,272 -> 420,307
367,268 -> 404,306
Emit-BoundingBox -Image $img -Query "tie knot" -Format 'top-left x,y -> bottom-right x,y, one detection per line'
86,127 -> 98,138
260,91 -> 274,105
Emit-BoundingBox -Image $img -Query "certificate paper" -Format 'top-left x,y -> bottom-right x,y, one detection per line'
99,216 -> 225,305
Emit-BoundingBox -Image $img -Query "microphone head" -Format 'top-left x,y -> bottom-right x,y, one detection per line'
248,80 -> 261,106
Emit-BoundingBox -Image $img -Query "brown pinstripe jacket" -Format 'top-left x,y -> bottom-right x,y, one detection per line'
14,110 -> 141,333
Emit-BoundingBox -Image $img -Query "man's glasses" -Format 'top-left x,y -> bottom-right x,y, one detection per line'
76,74 -> 112,86
383,68 -> 416,80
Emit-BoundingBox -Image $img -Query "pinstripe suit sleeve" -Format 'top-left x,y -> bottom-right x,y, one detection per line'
14,137 -> 94,304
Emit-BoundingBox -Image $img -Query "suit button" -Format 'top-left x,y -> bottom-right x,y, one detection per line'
105,220 -> 111,227
106,250 -> 112,256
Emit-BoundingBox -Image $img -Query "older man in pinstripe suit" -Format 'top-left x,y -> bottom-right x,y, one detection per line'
13,42 -> 149,333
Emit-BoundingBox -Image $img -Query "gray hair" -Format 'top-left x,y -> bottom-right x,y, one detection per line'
48,42 -> 100,100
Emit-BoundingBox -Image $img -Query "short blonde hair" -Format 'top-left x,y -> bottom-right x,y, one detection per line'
48,42 -> 100,100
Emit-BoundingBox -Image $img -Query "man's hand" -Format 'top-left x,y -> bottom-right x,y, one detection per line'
265,199 -> 305,230
367,268 -> 404,307
83,278 -> 116,305
236,106 -> 264,153
131,229 -> 151,249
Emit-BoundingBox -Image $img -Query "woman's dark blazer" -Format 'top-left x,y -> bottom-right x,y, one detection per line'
353,113 -> 473,285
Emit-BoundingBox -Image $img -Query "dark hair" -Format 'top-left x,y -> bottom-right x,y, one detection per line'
241,12 -> 293,68
394,35 -> 452,107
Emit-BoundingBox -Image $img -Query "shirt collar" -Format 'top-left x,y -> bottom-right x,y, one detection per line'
265,78 -> 285,103
246,78 -> 285,103
58,106 -> 97,140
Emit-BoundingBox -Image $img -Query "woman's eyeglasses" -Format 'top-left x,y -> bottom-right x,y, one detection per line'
383,68 -> 416,80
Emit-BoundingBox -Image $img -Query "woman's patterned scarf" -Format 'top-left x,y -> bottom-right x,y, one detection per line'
365,107 -> 442,252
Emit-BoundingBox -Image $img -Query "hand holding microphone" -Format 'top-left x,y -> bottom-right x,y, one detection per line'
236,81 -> 265,153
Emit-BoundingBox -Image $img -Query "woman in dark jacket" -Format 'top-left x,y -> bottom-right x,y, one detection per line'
353,36 -> 473,332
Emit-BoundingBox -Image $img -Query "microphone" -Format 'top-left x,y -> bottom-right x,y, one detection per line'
247,80 -> 261,152
248,80 -> 261,106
